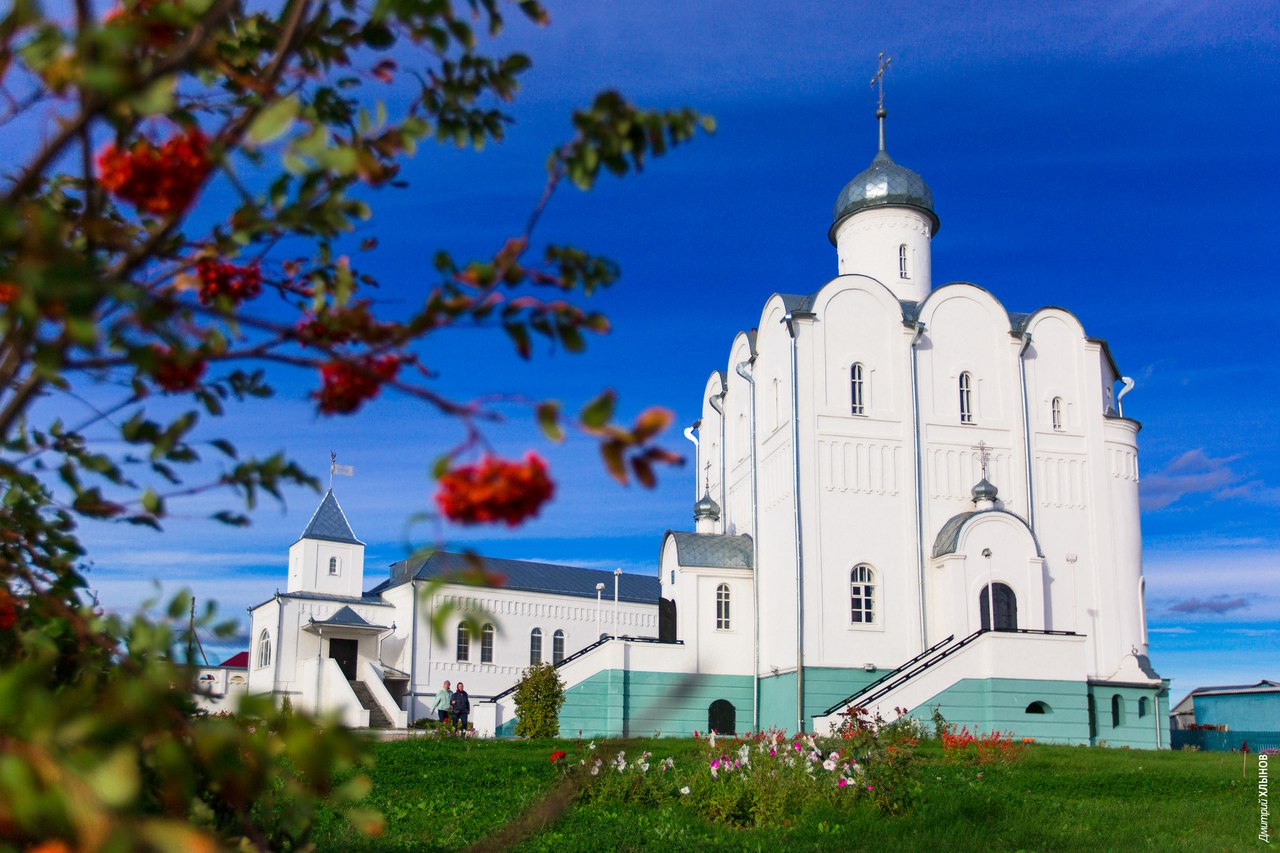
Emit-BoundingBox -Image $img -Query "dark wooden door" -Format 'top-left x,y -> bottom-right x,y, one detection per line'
329,638 -> 359,680
659,597 -> 677,643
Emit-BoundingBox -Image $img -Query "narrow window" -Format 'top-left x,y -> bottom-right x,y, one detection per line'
553,629 -> 565,664
898,243 -> 909,279
670,569 -> 675,585
851,565 -> 876,624
257,629 -> 272,669
1138,696 -> 1149,718
530,628 -> 543,665
1111,694 -> 1124,728
455,623 -> 470,661
959,371 -> 974,424
328,556 -> 339,576
715,583 -> 731,630
1051,396 -> 1063,430
850,363 -> 865,415
480,623 -> 494,663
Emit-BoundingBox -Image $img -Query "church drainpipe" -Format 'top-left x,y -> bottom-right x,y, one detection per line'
783,311 -> 808,734
315,625 -> 324,716
1018,333 -> 1036,534
735,358 -> 760,732
271,593 -> 284,701
909,321 -> 928,652
708,384 -> 727,533
408,581 -> 418,725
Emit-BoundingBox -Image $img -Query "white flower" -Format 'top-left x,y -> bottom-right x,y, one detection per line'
588,741 -> 597,751
680,786 -> 691,795
710,766 -> 719,779
590,766 -> 600,776
709,732 -> 717,748
823,759 -> 837,772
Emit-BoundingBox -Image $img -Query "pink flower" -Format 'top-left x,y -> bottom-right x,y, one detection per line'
838,778 -> 848,788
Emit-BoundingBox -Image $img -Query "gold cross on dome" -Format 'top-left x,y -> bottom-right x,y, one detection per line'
972,440 -> 991,481
870,52 -> 892,110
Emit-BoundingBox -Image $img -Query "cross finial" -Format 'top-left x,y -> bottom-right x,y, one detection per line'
870,52 -> 892,112
703,459 -> 712,494
973,440 -> 991,481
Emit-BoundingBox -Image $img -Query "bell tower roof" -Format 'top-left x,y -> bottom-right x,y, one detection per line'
296,489 -> 363,546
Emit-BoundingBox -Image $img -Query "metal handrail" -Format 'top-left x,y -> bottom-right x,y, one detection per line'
832,626 -> 1081,716
482,634 -> 678,703
819,633 -> 955,718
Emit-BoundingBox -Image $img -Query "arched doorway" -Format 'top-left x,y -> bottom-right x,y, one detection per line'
979,583 -> 1017,631
708,699 -> 736,735
659,597 -> 677,643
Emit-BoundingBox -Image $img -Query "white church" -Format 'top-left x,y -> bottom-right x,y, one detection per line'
234,103 -> 1169,747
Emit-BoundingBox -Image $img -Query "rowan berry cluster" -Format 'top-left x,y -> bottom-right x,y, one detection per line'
151,347 -> 207,392
313,355 -> 400,414
98,128 -> 212,216
434,453 -> 555,526
196,259 -> 262,305
297,301 -> 397,346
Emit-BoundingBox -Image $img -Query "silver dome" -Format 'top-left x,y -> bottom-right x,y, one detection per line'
830,113 -> 939,240
693,490 -> 721,521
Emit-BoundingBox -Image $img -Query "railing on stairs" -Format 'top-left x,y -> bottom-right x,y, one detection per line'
822,627 -> 1082,719
483,634 -> 682,704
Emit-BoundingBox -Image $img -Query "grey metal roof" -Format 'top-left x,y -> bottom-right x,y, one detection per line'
320,605 -> 381,627
667,531 -> 753,569
251,591 -> 394,611
384,551 -> 660,604
931,509 -> 1043,558
297,489 -> 363,546
830,147 -> 939,242
1190,680 -> 1280,697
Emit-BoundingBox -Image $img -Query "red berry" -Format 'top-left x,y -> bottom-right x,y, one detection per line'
434,453 -> 555,527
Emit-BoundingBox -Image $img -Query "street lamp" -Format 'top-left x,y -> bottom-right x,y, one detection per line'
595,582 -> 605,639
613,568 -> 622,638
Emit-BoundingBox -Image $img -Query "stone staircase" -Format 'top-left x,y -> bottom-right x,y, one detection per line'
349,680 -> 394,729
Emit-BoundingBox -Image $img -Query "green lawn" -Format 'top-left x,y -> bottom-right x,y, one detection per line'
311,736 -> 1260,851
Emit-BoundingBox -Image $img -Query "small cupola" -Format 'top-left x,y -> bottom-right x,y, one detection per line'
971,477 -> 999,510
693,487 -> 721,534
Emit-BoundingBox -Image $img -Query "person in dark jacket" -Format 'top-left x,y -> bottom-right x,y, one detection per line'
449,681 -> 471,732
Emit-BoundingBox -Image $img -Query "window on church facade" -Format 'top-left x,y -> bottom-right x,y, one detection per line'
481,623 -> 494,663
1051,396 -> 1063,430
1138,696 -> 1149,718
959,372 -> 974,424
850,363 -> 865,415
850,565 -> 876,624
1111,694 -> 1124,728
899,244 -> 909,278
328,556 -> 339,576
553,629 -> 565,664
456,623 -> 470,661
257,629 -> 271,668
530,628 -> 543,665
715,583 -> 731,630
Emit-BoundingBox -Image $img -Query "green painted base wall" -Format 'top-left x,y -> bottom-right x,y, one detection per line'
758,672 -> 795,733
907,678 -> 1091,744
554,670 -> 753,739
1087,683 -> 1168,749
758,668 -> 882,734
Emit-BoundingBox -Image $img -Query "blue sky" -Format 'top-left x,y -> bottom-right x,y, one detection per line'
60,2 -> 1280,700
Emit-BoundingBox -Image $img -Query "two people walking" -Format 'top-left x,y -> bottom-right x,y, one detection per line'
430,680 -> 470,732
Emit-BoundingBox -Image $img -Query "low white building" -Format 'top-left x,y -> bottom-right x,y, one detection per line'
244,104 -> 1168,746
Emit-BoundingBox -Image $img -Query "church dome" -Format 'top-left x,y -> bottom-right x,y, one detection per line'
830,109 -> 940,240
971,478 -> 999,503
693,490 -> 721,522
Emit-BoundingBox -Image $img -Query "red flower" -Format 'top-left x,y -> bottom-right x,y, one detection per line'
98,128 -> 212,216
0,588 -> 17,631
435,453 -> 555,527
313,355 -> 400,414
197,258 -> 262,305
549,750 -> 567,764
151,347 -> 206,392
0,281 -> 19,304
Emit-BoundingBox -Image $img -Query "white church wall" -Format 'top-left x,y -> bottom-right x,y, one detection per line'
833,206 -> 934,301
688,567 -> 754,675
812,277 -> 903,420
1103,417 -> 1145,665
286,537 -> 365,598
245,597 -> 279,697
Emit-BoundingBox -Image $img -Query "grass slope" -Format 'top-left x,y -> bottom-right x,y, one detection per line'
312,737 -> 1258,852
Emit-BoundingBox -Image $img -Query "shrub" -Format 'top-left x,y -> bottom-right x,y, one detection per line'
513,663 -> 565,738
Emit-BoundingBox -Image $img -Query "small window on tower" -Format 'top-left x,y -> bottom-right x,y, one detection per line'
1051,396 -> 1063,430
899,244 -> 910,279
850,363 -> 866,415
959,372 -> 974,424
328,556 -> 339,576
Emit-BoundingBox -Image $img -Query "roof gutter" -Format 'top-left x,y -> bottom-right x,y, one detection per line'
734,358 -> 760,732
707,384 -> 728,533
1018,332 -> 1036,535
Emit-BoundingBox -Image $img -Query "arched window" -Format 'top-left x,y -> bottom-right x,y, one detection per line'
1051,396 -> 1063,430
328,556 -> 339,576
670,569 -> 675,585
1111,694 -> 1124,728
898,243 -> 909,279
851,565 -> 876,624
959,372 -> 974,424
455,623 -> 470,661
1025,701 -> 1051,714
979,583 -> 1018,631
480,623 -> 494,663
530,628 -> 543,665
257,629 -> 272,669
1138,696 -> 1149,718
552,629 -> 565,664
850,363 -> 865,416
715,583 -> 731,630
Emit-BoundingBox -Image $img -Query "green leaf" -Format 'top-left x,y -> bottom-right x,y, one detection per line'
536,401 -> 563,442
248,95 -> 300,145
579,390 -> 616,429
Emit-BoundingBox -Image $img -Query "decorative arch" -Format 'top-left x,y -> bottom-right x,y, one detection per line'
1111,694 -> 1124,728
